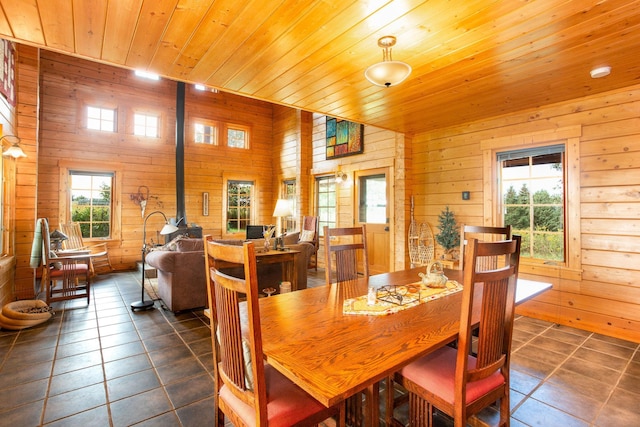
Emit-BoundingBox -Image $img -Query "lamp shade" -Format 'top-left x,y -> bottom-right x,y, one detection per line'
160,223 -> 179,235
1,135 -> 27,158
365,61 -> 412,87
272,199 -> 293,218
364,35 -> 411,87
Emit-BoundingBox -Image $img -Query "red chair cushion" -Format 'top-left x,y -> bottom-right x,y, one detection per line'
219,364 -> 329,427
400,345 -> 505,405
50,263 -> 89,277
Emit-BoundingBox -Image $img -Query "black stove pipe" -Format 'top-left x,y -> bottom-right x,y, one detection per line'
176,81 -> 186,224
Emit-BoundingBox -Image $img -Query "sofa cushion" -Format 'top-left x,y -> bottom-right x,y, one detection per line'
299,230 -> 315,243
176,238 -> 203,252
283,232 -> 300,245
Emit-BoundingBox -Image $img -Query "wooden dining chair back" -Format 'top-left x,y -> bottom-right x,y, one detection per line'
37,218 -> 92,305
206,239 -> 344,427
61,222 -> 112,275
459,224 -> 512,271
301,215 -> 320,270
394,235 -> 521,426
323,225 -> 369,285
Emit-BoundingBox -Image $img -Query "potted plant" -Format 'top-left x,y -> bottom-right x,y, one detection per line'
436,206 -> 460,260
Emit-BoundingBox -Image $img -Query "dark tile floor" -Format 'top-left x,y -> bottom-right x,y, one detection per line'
0,270 -> 638,426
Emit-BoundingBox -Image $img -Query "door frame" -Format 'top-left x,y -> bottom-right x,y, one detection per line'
354,166 -> 394,274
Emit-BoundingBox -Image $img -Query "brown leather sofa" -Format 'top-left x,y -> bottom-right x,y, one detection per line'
145,233 -> 315,312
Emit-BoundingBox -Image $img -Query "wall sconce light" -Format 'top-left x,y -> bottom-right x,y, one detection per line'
335,171 -> 348,184
1,135 -> 27,158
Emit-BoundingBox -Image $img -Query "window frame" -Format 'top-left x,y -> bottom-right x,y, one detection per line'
58,160 -> 122,243
481,125 -> 581,277
283,179 -> 297,233
133,111 -> 160,138
225,123 -> 250,149
222,174 -> 258,238
316,175 -> 337,237
193,118 -> 219,145
68,170 -> 114,239
86,105 -> 117,132
498,145 -> 565,263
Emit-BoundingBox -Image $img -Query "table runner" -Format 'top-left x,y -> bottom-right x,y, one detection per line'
343,280 -> 463,316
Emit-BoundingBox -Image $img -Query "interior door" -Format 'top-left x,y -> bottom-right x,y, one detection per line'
355,168 -> 391,275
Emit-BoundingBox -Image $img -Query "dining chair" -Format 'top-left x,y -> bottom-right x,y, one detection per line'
206,238 -> 344,426
323,225 -> 369,285
458,224 -> 512,271
301,215 -> 320,270
61,221 -> 112,275
392,235 -> 521,426
36,218 -> 92,305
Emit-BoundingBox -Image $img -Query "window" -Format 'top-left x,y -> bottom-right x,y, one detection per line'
87,106 -> 116,132
227,125 -> 249,148
498,145 -> 565,261
317,176 -> 337,236
195,121 -> 217,144
226,180 -> 254,234
358,173 -> 386,223
283,180 -> 297,232
133,113 -> 159,137
69,171 -> 113,238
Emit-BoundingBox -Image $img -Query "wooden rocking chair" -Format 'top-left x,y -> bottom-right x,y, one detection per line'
61,222 -> 112,275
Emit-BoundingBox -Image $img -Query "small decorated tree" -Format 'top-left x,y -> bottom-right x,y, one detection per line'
436,206 -> 460,259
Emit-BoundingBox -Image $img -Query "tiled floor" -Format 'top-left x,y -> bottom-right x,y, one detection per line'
0,270 -> 638,426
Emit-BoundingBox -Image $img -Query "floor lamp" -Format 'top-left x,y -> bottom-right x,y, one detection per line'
131,211 -> 179,311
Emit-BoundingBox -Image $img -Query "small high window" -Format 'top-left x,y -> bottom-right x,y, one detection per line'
195,122 -> 217,145
87,106 -> 116,132
227,125 -> 249,149
133,113 -> 159,137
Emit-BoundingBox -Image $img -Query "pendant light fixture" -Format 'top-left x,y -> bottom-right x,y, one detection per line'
364,36 -> 412,87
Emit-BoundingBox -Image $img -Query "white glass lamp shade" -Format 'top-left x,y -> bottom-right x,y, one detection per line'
160,223 -> 179,235
272,199 -> 293,218
365,61 -> 412,87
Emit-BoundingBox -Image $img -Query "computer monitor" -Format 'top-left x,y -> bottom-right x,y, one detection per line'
246,225 -> 265,240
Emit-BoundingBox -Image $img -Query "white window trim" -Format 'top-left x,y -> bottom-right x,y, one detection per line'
86,105 -> 117,133
481,125 -> 582,279
58,160 -> 123,243
222,172 -> 260,238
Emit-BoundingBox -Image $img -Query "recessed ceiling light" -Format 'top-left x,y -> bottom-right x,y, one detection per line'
134,70 -> 160,80
590,66 -> 611,79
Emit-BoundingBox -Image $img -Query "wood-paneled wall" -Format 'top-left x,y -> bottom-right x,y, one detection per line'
11,44 -> 39,302
11,51 -> 275,299
310,113 -> 409,271
412,84 -> 640,343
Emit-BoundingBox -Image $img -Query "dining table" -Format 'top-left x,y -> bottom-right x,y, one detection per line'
258,266 -> 551,426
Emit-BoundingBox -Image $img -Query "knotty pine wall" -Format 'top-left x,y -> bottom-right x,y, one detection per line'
10,44 -> 39,302
272,106 -> 313,226
412,84 -> 640,343
309,113 -> 410,272
9,51 -> 276,299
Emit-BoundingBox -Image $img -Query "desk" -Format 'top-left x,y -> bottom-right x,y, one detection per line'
259,267 -> 551,424
210,248 -> 299,290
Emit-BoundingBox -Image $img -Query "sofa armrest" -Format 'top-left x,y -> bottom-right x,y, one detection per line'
145,250 -> 175,272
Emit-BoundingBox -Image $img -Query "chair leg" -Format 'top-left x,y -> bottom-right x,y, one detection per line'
409,392 -> 432,427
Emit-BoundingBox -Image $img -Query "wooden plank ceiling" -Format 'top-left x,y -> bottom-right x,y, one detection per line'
0,0 -> 639,134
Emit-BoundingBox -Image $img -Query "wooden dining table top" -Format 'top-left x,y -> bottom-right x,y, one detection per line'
258,266 -> 551,408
